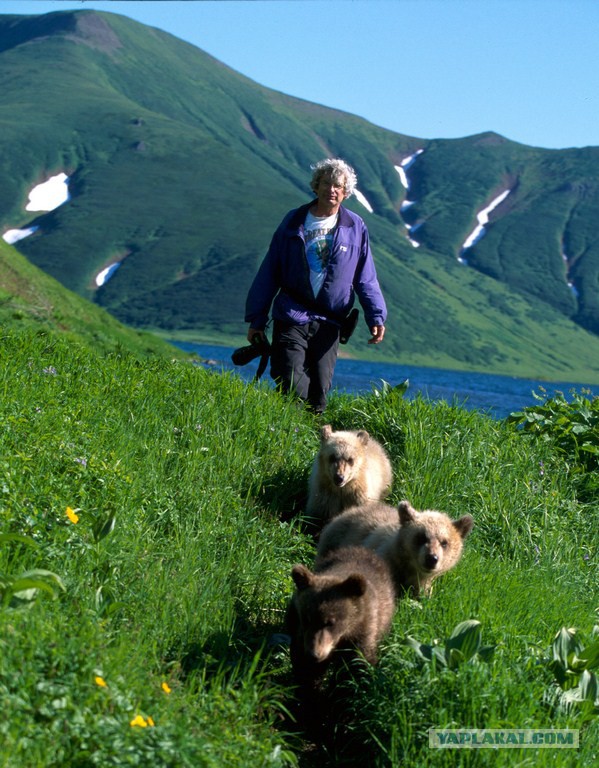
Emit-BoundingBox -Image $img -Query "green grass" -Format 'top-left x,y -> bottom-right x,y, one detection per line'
0,238 -> 189,361
1,327 -> 598,766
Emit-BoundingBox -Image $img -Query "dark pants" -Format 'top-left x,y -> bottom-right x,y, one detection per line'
270,320 -> 340,413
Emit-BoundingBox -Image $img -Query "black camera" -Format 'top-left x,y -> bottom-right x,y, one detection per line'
231,335 -> 271,366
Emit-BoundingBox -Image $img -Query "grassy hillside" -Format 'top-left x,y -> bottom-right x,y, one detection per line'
0,238 -> 184,358
1,327 -> 597,766
1,9 -> 599,382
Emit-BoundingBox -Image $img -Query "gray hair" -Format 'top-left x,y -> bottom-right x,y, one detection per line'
309,158 -> 357,198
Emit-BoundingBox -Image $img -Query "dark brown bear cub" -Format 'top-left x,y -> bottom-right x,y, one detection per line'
286,546 -> 395,691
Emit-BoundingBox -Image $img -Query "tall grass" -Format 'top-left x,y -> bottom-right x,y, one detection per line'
1,328 -> 597,766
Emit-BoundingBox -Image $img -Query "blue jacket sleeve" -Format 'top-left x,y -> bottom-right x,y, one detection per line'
244,226 -> 284,330
354,224 -> 387,327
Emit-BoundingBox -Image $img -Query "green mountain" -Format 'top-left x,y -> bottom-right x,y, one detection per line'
0,238 -> 186,358
1,9 -> 599,382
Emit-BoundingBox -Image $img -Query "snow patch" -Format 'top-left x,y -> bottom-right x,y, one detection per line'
2,226 -> 39,244
395,151 -> 424,247
403,222 -> 421,248
26,173 -> 70,212
395,165 -> 409,189
353,188 -> 373,213
395,149 -> 424,189
95,262 -> 121,287
459,189 -> 511,256
2,174 -> 71,243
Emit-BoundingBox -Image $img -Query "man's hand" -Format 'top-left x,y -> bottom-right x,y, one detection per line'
247,327 -> 265,344
368,325 -> 385,344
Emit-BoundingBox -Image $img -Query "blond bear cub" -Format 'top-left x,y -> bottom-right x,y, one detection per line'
318,500 -> 473,597
305,425 -> 392,529
286,546 -> 395,690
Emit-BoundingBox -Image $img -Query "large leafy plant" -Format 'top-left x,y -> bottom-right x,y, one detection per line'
508,389 -> 599,469
546,626 -> 599,721
404,619 -> 495,671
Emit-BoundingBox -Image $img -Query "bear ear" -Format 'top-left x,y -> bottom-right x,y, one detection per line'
398,500 -> 417,525
321,424 -> 333,441
453,514 -> 474,539
341,574 -> 367,597
291,564 -> 314,590
356,430 -> 370,445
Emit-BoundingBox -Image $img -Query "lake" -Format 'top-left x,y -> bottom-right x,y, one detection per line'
172,341 -> 597,420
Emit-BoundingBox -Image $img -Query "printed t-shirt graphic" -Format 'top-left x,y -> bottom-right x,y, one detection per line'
304,211 -> 338,296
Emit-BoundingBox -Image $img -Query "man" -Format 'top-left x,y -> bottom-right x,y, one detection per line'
245,158 -> 387,413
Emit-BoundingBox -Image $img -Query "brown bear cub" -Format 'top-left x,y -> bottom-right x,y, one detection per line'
318,500 -> 474,598
305,425 -> 392,530
286,546 -> 395,691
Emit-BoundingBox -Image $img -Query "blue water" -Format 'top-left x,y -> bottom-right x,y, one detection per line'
172,341 -> 596,420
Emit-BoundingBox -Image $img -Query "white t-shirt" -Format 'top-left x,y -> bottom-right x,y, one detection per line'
304,210 -> 338,296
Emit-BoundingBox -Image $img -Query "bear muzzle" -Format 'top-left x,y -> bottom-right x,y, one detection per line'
306,630 -> 336,662
423,553 -> 439,570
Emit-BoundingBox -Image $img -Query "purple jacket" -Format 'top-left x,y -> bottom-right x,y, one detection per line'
245,201 -> 387,331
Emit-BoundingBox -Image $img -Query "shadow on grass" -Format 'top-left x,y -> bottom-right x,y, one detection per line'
171,599 -> 381,766
280,659 -> 384,768
245,466 -> 309,523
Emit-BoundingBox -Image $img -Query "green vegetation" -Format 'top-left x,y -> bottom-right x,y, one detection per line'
1,325 -> 597,766
0,239 -> 186,359
1,10 -> 599,380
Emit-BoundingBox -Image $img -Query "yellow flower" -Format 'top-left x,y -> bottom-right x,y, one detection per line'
161,681 -> 172,694
130,715 -> 148,728
66,506 -> 79,524
147,716 -> 155,727
95,676 -> 107,688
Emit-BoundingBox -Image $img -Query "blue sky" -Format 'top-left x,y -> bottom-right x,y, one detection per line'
1,0 -> 598,149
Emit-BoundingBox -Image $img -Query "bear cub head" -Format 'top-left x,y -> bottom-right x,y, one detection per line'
318,424 -> 371,489
289,546 -> 395,678
396,500 -> 474,589
291,563 -> 368,663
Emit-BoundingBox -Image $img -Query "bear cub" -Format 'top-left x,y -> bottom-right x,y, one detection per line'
318,500 -> 474,597
305,424 -> 392,530
286,546 -> 395,691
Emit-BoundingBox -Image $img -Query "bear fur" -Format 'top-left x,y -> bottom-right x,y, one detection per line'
286,545 -> 395,690
305,425 -> 392,530
317,500 -> 474,598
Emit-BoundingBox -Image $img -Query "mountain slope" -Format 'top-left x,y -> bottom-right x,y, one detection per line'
1,9 -> 599,381
0,238 -> 185,358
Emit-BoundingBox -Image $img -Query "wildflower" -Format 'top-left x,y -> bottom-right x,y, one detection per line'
161,681 -> 172,694
95,676 -> 107,688
43,366 -> 57,375
66,506 -> 79,524
130,715 -> 148,728
74,457 -> 87,467
130,714 -> 154,728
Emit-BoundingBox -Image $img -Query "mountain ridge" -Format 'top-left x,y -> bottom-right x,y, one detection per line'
1,8 -> 599,382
